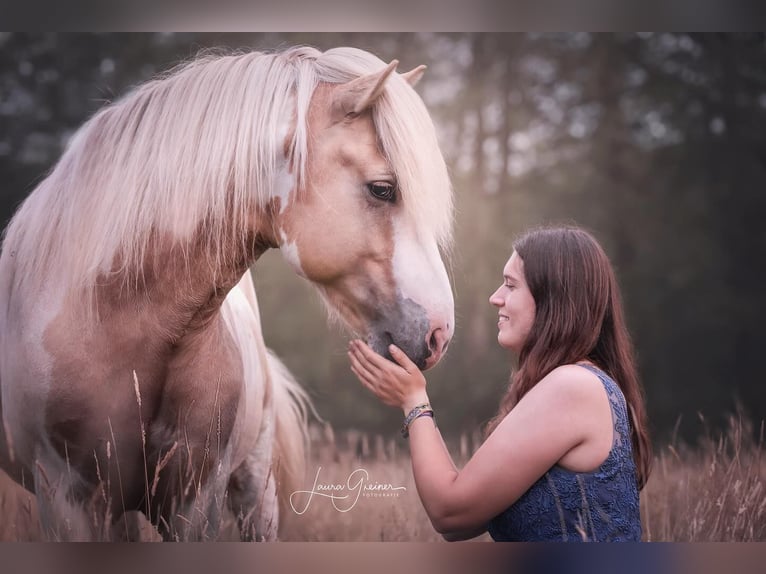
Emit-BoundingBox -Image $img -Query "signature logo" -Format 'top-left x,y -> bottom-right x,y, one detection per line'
289,466 -> 407,514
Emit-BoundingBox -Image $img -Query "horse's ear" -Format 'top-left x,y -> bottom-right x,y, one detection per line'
401,65 -> 427,87
334,60 -> 399,119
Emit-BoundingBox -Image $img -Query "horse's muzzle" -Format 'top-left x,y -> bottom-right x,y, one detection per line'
368,297 -> 451,371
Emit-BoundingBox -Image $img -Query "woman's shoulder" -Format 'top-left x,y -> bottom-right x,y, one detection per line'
519,364 -> 614,427
534,363 -> 607,401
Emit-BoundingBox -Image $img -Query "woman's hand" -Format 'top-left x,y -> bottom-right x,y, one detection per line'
348,339 -> 429,414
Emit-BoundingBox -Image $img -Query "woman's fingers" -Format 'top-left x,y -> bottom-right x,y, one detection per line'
349,340 -> 385,376
354,340 -> 387,367
351,361 -> 396,404
388,344 -> 418,373
349,348 -> 377,385
349,349 -> 392,396
354,339 -> 407,375
348,339 -> 423,409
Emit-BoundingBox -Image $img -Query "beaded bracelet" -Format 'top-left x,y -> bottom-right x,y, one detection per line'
402,409 -> 434,439
401,403 -> 434,438
402,403 -> 430,429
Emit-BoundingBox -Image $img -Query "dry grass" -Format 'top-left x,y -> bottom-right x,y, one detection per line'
2,415 -> 765,541
641,415 -> 766,541
280,423 -> 488,542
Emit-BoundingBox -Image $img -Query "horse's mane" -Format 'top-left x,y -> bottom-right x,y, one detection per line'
0,46 -> 453,308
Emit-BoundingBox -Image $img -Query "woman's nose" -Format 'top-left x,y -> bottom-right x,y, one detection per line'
489,287 -> 503,307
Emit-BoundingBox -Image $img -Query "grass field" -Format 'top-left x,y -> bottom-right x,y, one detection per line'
1,415 -> 764,542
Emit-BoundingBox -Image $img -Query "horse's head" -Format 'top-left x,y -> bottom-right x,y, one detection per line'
273,51 -> 454,370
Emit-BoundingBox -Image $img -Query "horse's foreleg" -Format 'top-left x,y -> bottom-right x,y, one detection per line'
227,458 -> 279,541
148,423 -> 232,542
227,410 -> 279,541
169,463 -> 230,542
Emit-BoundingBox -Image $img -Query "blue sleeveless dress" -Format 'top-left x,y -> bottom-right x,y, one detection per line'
487,364 -> 642,542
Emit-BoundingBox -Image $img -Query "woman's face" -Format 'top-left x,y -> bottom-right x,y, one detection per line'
489,251 -> 536,354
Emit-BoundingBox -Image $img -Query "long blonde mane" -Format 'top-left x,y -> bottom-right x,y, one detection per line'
0,46 -> 453,308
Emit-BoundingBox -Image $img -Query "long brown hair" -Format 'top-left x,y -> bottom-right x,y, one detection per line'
484,226 -> 652,489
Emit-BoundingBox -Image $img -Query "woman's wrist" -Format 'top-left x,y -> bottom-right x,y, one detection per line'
402,392 -> 430,416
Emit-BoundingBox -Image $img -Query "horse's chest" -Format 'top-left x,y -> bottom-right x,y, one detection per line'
41,310 -> 244,483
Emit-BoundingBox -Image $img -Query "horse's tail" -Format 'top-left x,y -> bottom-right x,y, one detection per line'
263,349 -> 312,517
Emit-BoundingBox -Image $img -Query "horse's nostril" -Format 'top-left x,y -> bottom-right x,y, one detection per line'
429,330 -> 439,353
427,326 -> 451,360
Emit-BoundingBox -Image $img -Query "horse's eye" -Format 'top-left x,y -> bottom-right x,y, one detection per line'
367,182 -> 397,203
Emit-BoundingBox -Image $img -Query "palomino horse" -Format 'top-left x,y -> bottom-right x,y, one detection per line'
0,46 -> 454,541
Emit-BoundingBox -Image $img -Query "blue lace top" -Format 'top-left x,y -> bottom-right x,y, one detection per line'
487,364 -> 641,542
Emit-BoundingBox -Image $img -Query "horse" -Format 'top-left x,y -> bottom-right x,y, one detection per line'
0,46 -> 455,541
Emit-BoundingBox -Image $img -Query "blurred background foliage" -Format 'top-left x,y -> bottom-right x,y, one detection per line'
1,33 -> 765,444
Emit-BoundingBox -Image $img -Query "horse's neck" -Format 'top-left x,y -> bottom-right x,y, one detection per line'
96,228 -> 272,342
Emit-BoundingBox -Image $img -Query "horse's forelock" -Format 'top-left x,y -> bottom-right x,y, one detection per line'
312,48 -> 454,257
374,79 -> 455,256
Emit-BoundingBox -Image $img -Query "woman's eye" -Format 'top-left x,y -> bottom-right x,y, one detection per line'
367,182 -> 397,202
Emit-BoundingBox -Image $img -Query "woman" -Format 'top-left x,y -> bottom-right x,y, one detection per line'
348,225 -> 651,541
